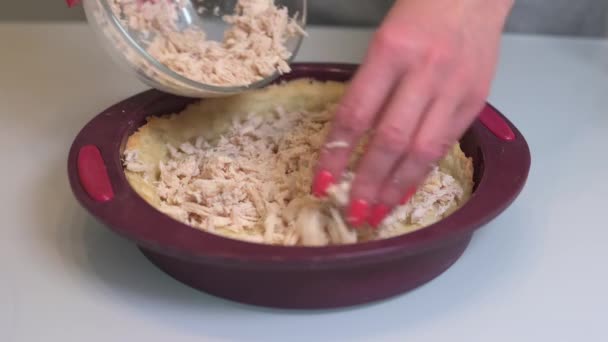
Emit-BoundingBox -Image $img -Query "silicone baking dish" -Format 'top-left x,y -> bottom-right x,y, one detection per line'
68,63 -> 531,309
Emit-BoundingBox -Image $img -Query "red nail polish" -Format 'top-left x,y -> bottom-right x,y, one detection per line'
312,171 -> 334,197
400,187 -> 417,205
66,0 -> 80,7
368,204 -> 390,228
347,199 -> 370,228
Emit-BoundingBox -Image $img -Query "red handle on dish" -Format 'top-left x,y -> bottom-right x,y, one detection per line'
77,145 -> 115,202
478,104 -> 515,141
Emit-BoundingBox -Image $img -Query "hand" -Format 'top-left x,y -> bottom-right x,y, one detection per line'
312,0 -> 514,227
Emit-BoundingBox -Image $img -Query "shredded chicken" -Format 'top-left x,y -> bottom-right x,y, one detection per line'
110,0 -> 306,87
124,102 -> 467,246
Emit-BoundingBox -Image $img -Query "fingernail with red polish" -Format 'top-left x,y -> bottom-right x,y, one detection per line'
368,204 -> 390,228
312,170 -> 334,197
347,199 -> 370,228
400,187 -> 417,205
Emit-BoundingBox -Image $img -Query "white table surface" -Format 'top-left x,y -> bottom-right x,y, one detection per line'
1,22 -> 607,342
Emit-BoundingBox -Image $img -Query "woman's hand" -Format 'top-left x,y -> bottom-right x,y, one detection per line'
312,0 -> 514,227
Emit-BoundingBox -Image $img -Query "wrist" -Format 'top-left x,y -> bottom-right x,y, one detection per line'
496,0 -> 515,16
465,0 -> 514,27
480,0 -> 515,19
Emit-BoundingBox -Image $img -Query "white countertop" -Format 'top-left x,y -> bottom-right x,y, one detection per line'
1,22 -> 607,342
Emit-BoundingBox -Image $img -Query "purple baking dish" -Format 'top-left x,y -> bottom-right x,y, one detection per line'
67,63 -> 531,309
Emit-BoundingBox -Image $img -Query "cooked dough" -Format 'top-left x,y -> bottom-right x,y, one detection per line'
123,79 -> 474,246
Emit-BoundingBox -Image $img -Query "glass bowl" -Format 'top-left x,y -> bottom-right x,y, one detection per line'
82,0 -> 308,97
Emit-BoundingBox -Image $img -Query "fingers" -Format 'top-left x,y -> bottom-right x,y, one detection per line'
344,73 -> 434,226
312,45 -> 401,197
368,96 -> 476,227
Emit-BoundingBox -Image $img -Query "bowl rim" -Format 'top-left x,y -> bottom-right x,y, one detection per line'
88,0 -> 308,94
67,62 -> 531,270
